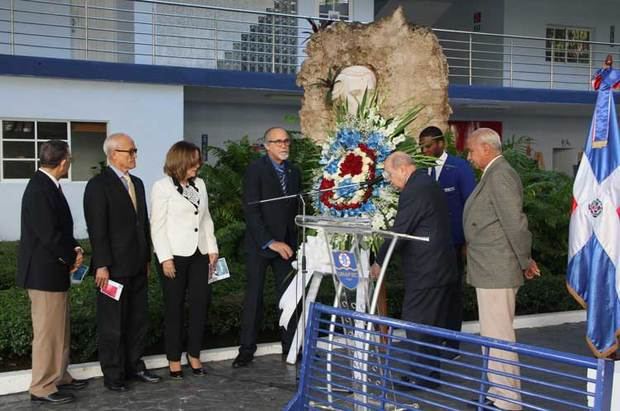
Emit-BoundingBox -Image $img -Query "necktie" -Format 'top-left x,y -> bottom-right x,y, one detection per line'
123,175 -> 137,210
277,169 -> 287,194
430,167 -> 437,181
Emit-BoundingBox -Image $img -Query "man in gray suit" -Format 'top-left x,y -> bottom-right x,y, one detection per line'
463,128 -> 539,411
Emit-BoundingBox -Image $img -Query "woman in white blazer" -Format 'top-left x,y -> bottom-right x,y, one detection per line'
150,141 -> 218,379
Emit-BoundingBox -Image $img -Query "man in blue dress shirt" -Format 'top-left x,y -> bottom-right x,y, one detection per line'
420,126 -> 476,355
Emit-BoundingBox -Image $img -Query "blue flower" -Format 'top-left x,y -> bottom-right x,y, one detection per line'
336,178 -> 356,198
326,160 -> 339,174
367,131 -> 385,150
337,128 -> 361,150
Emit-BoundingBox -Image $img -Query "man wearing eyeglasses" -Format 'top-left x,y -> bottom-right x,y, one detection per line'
233,127 -> 301,368
84,133 -> 161,391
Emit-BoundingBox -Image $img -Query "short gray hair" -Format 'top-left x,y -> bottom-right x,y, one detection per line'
387,151 -> 414,168
103,133 -> 129,157
470,128 -> 502,152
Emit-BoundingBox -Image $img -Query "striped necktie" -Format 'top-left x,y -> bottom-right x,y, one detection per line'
123,175 -> 137,210
276,169 -> 287,194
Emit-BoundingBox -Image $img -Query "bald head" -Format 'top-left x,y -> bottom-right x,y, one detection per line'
384,151 -> 416,191
467,128 -> 502,171
469,128 -> 502,153
104,132 -> 137,173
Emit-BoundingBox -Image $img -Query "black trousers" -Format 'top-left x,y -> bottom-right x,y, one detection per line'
401,285 -> 452,384
157,252 -> 211,361
238,250 -> 296,356
97,272 -> 148,384
444,245 -> 465,350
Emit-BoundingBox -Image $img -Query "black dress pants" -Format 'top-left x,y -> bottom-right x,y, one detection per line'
444,246 -> 465,350
97,272 -> 148,384
401,285 -> 452,384
158,252 -> 211,361
238,250 -> 295,357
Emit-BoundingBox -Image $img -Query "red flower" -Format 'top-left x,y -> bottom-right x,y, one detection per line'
339,153 -> 364,177
319,178 -> 335,206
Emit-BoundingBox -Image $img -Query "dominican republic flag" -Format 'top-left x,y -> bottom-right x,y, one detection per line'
566,67 -> 620,357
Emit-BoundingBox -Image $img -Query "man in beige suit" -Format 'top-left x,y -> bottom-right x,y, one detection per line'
463,128 -> 539,411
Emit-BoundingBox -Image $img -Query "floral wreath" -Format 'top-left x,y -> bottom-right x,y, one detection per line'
312,92 -> 434,250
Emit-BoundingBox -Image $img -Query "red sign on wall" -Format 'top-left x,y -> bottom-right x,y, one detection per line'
448,121 -> 503,152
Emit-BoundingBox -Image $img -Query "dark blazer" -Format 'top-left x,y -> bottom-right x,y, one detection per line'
435,154 -> 476,246
243,156 -> 301,258
84,166 -> 151,278
376,170 -> 457,290
16,171 -> 78,291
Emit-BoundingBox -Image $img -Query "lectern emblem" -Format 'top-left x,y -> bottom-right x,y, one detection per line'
332,251 -> 359,290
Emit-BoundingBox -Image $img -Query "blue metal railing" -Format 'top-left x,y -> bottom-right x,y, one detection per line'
285,303 -> 613,411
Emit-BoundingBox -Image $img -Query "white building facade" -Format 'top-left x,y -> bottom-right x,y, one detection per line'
0,0 -> 618,239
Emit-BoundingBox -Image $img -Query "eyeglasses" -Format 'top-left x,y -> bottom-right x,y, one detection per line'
382,169 -> 391,181
267,139 -> 291,146
116,148 -> 138,156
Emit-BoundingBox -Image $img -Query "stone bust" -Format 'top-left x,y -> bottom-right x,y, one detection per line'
331,65 -> 377,114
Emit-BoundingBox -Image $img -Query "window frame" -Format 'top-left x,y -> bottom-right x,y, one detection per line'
0,119 -> 108,182
545,24 -> 592,64
318,0 -> 352,21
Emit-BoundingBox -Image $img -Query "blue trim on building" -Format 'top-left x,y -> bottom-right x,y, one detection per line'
0,54 -> 297,91
0,54 -> 598,104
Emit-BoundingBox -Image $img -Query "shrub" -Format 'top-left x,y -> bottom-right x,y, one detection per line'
0,134 -> 580,368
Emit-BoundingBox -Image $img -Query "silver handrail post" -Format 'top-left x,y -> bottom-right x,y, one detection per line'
468,33 -> 472,85
84,0 -> 89,59
9,0 -> 14,55
213,10 -> 218,69
588,46 -> 593,91
550,41 -> 554,89
271,13 -> 276,73
151,2 -> 156,64
509,38 -> 513,87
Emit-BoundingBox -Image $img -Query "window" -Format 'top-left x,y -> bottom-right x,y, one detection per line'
319,0 -> 350,21
545,25 -> 591,64
1,120 -> 107,181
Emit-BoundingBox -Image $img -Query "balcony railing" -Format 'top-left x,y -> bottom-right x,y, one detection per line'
0,0 -> 618,90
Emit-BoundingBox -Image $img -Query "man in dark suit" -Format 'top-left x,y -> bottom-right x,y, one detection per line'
17,140 -> 89,404
84,133 -> 160,391
420,126 -> 476,354
233,127 -> 301,368
371,151 -> 457,390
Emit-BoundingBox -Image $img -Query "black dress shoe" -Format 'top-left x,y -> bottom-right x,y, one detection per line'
57,378 -> 91,390
393,376 -> 440,392
232,353 -> 253,368
104,381 -> 128,392
132,370 -> 161,383
468,398 -> 506,410
31,391 -> 75,404
186,353 -> 206,376
169,369 -> 184,380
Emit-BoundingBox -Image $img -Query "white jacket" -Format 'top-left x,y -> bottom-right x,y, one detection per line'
150,176 -> 218,263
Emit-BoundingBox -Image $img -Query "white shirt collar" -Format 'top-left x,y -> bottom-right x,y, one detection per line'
482,154 -> 503,177
39,168 -> 59,188
428,151 -> 448,181
109,164 -> 128,178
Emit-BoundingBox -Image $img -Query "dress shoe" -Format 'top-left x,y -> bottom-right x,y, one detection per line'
186,353 -> 206,376
104,381 -> 128,392
31,391 -> 75,404
169,369 -> 184,380
393,376 -> 440,392
232,353 -> 253,368
132,370 -> 161,383
57,378 -> 91,390
468,398 -> 507,410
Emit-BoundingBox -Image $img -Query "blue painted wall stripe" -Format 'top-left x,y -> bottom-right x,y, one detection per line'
0,54 -> 597,104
